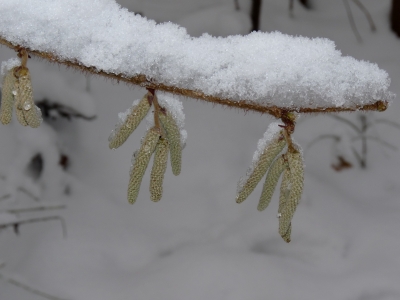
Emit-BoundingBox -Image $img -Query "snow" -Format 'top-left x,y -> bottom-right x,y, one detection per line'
0,58 -> 20,75
146,92 -> 187,147
1,1 -> 400,300
0,0 -> 394,109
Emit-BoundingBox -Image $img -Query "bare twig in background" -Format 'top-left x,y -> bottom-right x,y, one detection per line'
0,272 -> 69,300
343,0 -> 363,43
0,204 -> 66,214
234,0 -> 240,11
251,0 -> 262,31
352,0 -> 376,31
0,216 -> 67,238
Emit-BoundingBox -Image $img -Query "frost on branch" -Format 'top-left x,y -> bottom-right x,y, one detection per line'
0,0 -> 394,114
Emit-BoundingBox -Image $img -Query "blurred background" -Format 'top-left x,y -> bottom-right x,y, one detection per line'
1,0 -> 400,299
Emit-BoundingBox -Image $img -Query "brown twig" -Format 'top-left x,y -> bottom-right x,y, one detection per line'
343,0 -> 363,43
0,216 -> 67,238
0,272 -> 69,300
352,0 -> 376,32
0,36 -> 387,117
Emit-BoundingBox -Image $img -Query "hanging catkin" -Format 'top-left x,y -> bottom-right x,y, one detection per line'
0,67 -> 17,124
236,132 -> 286,204
279,150 -> 304,239
15,67 -> 42,128
109,93 -> 152,149
159,110 -> 182,176
127,127 -> 160,204
150,137 -> 169,202
257,155 -> 286,211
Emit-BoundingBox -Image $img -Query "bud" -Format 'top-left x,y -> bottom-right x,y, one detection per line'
257,155 -> 286,211
109,93 -> 152,149
159,110 -> 182,176
0,67 -> 17,124
127,127 -> 160,204
236,132 -> 286,204
150,138 -> 169,202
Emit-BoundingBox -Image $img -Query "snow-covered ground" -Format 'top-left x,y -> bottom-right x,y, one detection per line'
1,0 -> 400,299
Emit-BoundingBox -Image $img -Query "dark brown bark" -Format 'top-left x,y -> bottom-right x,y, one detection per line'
299,0 -> 311,9
251,0 -> 262,31
391,0 -> 400,37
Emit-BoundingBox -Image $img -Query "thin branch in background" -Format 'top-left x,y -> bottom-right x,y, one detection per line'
343,0 -> 363,43
374,119 -> 400,130
234,0 -> 240,11
0,272 -> 69,300
0,204 -> 66,214
352,135 -> 398,151
352,0 -> 376,31
251,0 -> 262,31
289,0 -> 294,17
330,115 -> 362,134
305,134 -> 341,153
0,216 -> 67,238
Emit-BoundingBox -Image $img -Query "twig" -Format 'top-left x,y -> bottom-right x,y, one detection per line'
0,272 -> 69,300
0,204 -> 66,214
352,0 -> 376,31
0,36 -> 387,117
352,135 -> 398,151
330,114 -> 362,134
234,0 -> 240,11
305,134 -> 341,153
343,0 -> 363,43
0,216 -> 67,238
374,119 -> 400,130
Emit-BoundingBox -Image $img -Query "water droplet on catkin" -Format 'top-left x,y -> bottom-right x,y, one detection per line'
23,102 -> 32,111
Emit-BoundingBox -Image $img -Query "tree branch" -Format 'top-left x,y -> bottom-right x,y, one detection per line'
0,36 -> 387,118
0,272 -> 69,300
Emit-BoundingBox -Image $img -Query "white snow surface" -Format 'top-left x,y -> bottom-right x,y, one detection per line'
0,58 -> 20,75
0,0 -> 394,108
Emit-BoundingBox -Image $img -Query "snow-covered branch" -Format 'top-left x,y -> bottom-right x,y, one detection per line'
0,0 -> 393,117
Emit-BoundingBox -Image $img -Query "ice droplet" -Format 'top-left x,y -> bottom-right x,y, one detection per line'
12,90 -> 17,96
277,213 -> 282,218
23,102 -> 32,110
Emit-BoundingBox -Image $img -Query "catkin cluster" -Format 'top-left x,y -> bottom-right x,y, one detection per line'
108,92 -> 184,204
236,125 -> 304,242
0,65 -> 42,127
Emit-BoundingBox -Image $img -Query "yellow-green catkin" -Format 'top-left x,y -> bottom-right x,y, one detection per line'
0,67 -> 17,124
159,111 -> 181,176
257,155 -> 286,211
15,67 -> 42,128
279,167 -> 292,243
14,79 -> 28,126
279,150 -> 304,240
150,138 -> 169,202
127,127 -> 160,204
109,93 -> 152,149
236,132 -> 286,204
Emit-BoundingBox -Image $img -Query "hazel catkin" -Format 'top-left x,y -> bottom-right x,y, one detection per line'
0,67 -> 17,124
158,110 -> 182,176
150,137 -> 169,202
109,93 -> 152,149
236,132 -> 286,204
127,127 -> 160,204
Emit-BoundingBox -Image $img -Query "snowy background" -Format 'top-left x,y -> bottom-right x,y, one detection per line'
1,0 -> 400,299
